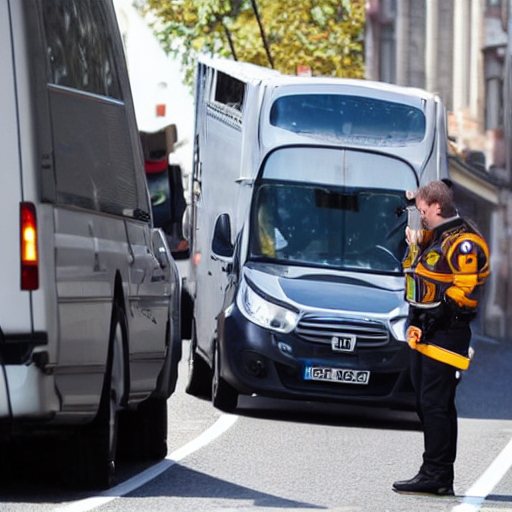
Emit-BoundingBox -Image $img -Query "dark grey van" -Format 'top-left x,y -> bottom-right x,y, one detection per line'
185,57 -> 449,413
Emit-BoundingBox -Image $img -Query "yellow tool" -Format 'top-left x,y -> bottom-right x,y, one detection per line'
406,326 -> 471,370
414,343 -> 471,370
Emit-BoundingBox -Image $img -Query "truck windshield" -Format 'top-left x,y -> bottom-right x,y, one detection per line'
250,183 -> 407,274
269,94 -> 426,146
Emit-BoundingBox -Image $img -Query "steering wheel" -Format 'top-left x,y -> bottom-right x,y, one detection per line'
375,244 -> 401,265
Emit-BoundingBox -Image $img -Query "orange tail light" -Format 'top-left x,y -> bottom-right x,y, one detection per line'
20,202 -> 39,290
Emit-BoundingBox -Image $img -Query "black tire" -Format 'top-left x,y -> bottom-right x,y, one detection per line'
185,321 -> 212,398
117,397 -> 168,462
0,440 -> 14,487
180,289 -> 193,340
211,340 -> 238,413
71,305 -> 126,489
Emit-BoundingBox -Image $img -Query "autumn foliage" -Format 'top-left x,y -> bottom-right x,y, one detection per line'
142,0 -> 365,85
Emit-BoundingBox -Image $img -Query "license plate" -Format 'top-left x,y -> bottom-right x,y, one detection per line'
304,366 -> 370,385
331,334 -> 356,352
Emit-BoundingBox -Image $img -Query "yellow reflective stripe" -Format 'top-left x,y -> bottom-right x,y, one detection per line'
423,280 -> 436,302
453,272 -> 477,292
446,286 -> 478,308
415,263 -> 489,283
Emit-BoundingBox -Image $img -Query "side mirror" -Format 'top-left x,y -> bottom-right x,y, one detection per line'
212,213 -> 234,258
152,228 -> 171,269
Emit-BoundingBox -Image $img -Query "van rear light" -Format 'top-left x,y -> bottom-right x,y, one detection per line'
20,202 -> 39,290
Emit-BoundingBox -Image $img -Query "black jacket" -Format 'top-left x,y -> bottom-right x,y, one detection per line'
403,216 -> 490,351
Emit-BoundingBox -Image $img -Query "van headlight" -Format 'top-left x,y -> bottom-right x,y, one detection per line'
390,317 -> 407,342
237,278 -> 299,333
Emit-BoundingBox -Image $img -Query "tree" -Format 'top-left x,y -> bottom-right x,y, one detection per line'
141,0 -> 365,86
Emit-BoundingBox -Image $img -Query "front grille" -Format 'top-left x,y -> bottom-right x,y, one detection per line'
295,314 -> 389,348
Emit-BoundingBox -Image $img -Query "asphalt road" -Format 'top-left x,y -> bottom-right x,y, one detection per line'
0,334 -> 511,512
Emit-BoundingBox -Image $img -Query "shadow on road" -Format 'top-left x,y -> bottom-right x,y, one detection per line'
0,436 -> 154,503
236,395 -> 422,432
132,464 -> 325,509
0,460 -> 326,510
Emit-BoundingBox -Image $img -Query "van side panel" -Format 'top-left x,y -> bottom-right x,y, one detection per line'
124,220 -> 169,398
41,8 -> 167,409
49,89 -> 168,409
0,0 -> 32,334
47,86 -> 138,411
53,207 -> 114,412
194,101 -> 243,351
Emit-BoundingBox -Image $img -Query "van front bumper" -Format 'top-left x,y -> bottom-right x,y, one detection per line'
217,306 -> 415,410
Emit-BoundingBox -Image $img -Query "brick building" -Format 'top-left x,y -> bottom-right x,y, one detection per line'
365,0 -> 511,339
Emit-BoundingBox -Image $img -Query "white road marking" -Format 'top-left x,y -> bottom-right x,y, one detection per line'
452,436 -> 512,512
53,413 -> 239,512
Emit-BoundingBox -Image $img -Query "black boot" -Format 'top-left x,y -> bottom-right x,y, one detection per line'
393,472 -> 454,496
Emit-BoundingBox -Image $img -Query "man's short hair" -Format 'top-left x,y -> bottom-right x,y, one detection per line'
416,180 -> 457,218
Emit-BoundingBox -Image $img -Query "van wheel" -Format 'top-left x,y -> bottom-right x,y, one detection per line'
0,440 -> 14,487
73,305 -> 126,489
211,340 -> 238,413
185,321 -> 212,398
117,397 -> 168,461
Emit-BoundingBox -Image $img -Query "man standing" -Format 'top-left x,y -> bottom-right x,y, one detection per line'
393,180 -> 490,496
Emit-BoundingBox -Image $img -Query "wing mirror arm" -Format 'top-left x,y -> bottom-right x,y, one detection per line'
211,214 -> 234,272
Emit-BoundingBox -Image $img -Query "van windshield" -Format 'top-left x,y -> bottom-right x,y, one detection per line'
269,94 -> 426,146
250,183 -> 407,274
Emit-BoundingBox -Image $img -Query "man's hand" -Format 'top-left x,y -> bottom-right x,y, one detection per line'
406,325 -> 422,349
405,226 -> 424,245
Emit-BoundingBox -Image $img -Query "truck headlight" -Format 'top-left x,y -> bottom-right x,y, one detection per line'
237,278 -> 299,333
390,317 -> 407,342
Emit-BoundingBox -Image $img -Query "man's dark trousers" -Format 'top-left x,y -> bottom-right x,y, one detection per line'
409,324 -> 470,483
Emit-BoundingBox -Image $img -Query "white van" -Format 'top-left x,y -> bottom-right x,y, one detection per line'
184,56 -> 448,413
0,0 -> 181,488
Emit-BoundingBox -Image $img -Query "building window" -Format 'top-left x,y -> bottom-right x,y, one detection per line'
486,0 -> 502,17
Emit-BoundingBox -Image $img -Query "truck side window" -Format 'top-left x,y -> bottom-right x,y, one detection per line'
214,72 -> 245,111
42,0 -> 123,100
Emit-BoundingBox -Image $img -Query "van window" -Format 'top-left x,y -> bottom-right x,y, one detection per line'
42,0 -> 122,100
214,71 -> 245,111
269,94 -> 426,146
262,146 -> 418,191
38,0 -> 148,217
251,183 -> 407,274
48,88 -> 145,216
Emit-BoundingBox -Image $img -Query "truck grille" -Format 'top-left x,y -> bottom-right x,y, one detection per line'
295,314 -> 389,347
